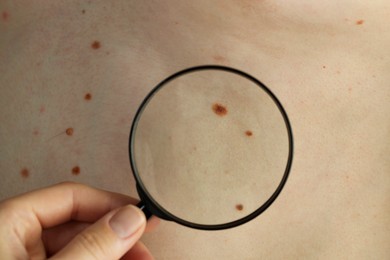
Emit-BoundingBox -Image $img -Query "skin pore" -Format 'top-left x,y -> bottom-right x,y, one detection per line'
0,0 -> 389,259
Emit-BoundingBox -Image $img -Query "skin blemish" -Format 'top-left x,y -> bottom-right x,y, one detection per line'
65,127 -> 74,136
82,9 -> 86,14
212,103 -> 228,116
20,168 -> 29,178
91,41 -> 101,49
236,204 -> 244,211
245,130 -> 253,137
322,65 -> 326,69
213,55 -> 228,64
39,105 -> 45,113
33,129 -> 39,136
2,11 -> 9,22
84,93 -> 92,101
72,166 -> 80,175
356,19 -> 364,25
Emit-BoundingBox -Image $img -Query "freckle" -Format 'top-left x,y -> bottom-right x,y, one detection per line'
356,19 -> 364,25
84,93 -> 92,101
72,166 -> 80,175
82,9 -> 86,14
336,70 -> 340,74
236,204 -> 244,211
105,51 -> 110,55
2,11 -> 9,22
372,74 -> 376,78
65,128 -> 74,136
348,87 -> 352,93
213,55 -> 227,63
91,41 -> 101,49
39,105 -> 45,113
212,103 -> 228,116
245,130 -> 253,137
174,21 -> 179,25
20,168 -> 29,178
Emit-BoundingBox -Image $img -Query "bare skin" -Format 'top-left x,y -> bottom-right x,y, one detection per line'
0,1 -> 389,259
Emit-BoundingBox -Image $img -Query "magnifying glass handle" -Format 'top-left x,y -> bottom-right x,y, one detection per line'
137,201 -> 152,220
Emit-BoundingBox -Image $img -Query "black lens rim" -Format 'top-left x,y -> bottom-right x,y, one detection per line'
129,65 -> 294,230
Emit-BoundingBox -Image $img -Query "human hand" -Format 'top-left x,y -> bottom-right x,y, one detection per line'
0,182 -> 159,259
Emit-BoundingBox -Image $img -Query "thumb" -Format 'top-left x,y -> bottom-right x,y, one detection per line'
50,205 -> 146,260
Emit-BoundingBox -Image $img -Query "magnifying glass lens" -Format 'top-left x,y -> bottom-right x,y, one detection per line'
131,66 -> 292,228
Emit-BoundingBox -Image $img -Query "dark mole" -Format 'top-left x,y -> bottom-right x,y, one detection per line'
84,93 -> 92,100
72,166 -> 80,175
91,41 -> 101,49
212,103 -> 228,116
236,204 -> 244,211
356,19 -> 364,25
245,130 -> 253,137
20,168 -> 29,178
322,65 -> 326,69
82,9 -> 86,14
2,11 -> 9,22
65,128 -> 74,136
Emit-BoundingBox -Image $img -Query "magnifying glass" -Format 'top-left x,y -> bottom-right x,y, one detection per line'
129,65 -> 293,230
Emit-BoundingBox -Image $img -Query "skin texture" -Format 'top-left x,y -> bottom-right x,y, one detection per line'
0,0 -> 389,259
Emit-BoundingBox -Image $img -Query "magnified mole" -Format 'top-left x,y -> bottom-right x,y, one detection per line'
245,130 -> 253,137
236,204 -> 244,211
212,103 -> 228,116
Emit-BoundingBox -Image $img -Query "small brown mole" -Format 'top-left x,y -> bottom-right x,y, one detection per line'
20,168 -> 29,178
356,19 -> 364,25
84,93 -> 92,101
245,130 -> 253,137
72,166 -> 80,175
236,204 -> 244,211
82,9 -> 86,14
65,128 -> 74,136
212,103 -> 228,116
91,41 -> 101,49
2,11 -> 9,22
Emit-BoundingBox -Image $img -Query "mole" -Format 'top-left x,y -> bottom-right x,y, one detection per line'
235,204 -> 244,211
1,11 -> 9,22
356,19 -> 364,25
33,130 -> 39,136
91,41 -> 101,49
20,168 -> 29,179
245,130 -> 253,137
72,166 -> 80,175
82,9 -> 86,14
84,93 -> 92,101
65,128 -> 74,136
212,103 -> 228,116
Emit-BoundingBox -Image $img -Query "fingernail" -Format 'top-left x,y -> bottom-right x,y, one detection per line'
109,205 -> 145,238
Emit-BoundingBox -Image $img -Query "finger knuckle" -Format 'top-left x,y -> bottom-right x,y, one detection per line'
77,231 -> 110,258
